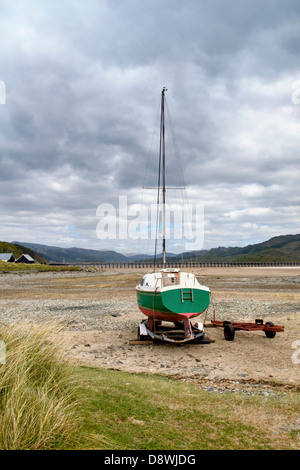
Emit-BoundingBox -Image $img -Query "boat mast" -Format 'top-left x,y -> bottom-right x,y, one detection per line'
161,87 -> 167,268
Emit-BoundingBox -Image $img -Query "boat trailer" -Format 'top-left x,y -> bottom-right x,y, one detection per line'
135,313 -> 284,344
138,318 -> 211,344
209,311 -> 284,341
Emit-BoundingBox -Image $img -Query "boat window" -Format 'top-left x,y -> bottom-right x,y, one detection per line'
162,271 -> 180,287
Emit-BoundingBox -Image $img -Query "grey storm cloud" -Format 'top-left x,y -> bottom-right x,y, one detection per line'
1,0 -> 300,252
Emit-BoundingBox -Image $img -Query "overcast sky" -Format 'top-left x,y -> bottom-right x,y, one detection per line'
1,0 -> 300,255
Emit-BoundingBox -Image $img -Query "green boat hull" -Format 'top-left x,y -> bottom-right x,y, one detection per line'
136,287 -> 210,322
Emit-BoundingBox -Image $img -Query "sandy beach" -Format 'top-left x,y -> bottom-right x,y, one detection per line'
1,266 -> 299,392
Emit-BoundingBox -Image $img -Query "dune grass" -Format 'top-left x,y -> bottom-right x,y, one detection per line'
0,323 -> 83,450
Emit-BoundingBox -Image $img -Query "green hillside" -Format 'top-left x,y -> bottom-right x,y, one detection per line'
12,242 -> 129,264
0,241 -> 47,264
171,234 -> 300,263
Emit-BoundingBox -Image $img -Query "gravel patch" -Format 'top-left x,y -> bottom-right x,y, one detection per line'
208,299 -> 300,322
0,298 -> 138,331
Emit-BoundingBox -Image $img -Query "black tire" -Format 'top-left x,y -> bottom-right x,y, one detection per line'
224,323 -> 235,341
264,322 -> 276,339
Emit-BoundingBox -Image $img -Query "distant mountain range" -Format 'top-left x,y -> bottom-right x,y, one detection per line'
12,242 -> 131,264
11,234 -> 300,264
11,241 -> 177,264
168,233 -> 300,263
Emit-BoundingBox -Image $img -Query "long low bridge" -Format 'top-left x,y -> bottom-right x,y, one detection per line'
52,261 -> 300,269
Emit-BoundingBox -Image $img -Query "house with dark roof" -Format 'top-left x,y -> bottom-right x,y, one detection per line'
15,254 -> 35,264
0,253 -> 16,262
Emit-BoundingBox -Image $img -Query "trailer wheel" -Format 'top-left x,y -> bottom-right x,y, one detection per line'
264,322 -> 276,339
138,330 -> 151,341
224,323 -> 235,341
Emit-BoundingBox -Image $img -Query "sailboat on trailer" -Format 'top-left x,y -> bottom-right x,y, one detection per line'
136,88 -> 211,343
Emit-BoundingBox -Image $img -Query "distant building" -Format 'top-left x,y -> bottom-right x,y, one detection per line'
0,253 -> 16,262
15,254 -> 35,264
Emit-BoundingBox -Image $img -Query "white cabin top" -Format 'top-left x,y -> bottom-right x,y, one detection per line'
136,269 -> 210,292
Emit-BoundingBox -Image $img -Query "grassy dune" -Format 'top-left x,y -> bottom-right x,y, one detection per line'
0,323 -> 82,450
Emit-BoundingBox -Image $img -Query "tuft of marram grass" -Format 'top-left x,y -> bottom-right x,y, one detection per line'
0,322 -> 82,450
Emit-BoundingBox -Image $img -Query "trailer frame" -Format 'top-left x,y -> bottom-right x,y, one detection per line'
209,311 -> 284,341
